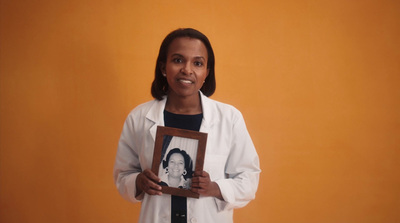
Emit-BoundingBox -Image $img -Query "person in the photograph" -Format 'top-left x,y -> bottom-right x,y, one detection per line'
113,28 -> 261,223
159,148 -> 193,189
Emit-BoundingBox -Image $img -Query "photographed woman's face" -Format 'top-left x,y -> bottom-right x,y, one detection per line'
162,37 -> 209,99
168,153 -> 185,178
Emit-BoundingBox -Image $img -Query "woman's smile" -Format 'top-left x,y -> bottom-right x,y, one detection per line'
177,78 -> 195,85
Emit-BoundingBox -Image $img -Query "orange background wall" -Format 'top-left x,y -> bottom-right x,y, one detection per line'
1,0 -> 399,222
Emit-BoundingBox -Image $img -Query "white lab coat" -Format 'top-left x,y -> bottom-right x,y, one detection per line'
114,92 -> 260,223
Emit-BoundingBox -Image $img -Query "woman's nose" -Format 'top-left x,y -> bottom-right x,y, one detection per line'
181,62 -> 193,75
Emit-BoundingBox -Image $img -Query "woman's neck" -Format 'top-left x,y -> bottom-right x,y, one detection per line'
165,93 -> 202,115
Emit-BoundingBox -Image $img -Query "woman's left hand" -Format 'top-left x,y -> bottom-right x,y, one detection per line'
191,171 -> 223,200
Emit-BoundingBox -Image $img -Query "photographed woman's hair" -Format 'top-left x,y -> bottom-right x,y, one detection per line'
162,148 -> 194,180
151,28 -> 216,100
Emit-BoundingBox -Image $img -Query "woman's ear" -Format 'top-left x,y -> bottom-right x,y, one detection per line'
160,62 -> 166,75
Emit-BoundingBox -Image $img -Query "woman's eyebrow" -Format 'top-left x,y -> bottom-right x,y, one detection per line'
193,56 -> 206,60
171,53 -> 184,57
170,53 -> 205,60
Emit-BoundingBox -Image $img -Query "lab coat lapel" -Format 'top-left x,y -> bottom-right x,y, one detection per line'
146,97 -> 167,141
199,92 -> 215,133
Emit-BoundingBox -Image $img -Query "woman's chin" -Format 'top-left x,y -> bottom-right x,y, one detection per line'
169,173 -> 182,178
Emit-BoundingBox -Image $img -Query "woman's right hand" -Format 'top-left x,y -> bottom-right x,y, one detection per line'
136,169 -> 163,196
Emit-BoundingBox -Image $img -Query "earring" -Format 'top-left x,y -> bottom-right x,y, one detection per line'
163,73 -> 166,77
165,167 -> 169,174
183,170 -> 187,176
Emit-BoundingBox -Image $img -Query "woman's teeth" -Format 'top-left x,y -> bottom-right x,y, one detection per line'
179,79 -> 192,84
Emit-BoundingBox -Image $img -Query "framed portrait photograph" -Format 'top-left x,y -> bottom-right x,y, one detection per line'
151,126 -> 208,198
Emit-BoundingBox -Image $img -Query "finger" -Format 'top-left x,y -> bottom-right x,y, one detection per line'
191,188 -> 207,195
191,176 -> 200,183
191,187 -> 199,193
193,170 -> 205,177
195,183 -> 208,190
191,180 -> 204,187
148,180 -> 163,191
192,175 -> 207,183
138,172 -> 162,193
194,170 -> 210,178
191,182 -> 200,188
191,179 -> 208,188
142,181 -> 162,195
143,169 -> 161,182
192,178 -> 211,188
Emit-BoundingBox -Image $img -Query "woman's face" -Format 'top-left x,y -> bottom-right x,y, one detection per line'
162,37 -> 209,99
168,153 -> 185,178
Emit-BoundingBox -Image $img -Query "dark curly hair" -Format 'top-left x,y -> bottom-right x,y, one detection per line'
151,28 -> 216,100
162,148 -> 194,180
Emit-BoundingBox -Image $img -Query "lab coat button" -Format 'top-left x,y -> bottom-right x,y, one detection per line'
190,218 -> 197,223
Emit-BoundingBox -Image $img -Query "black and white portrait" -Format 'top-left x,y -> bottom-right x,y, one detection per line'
158,136 -> 198,189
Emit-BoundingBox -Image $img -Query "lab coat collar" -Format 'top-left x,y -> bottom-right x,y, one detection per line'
146,96 -> 166,141
146,91 -> 215,141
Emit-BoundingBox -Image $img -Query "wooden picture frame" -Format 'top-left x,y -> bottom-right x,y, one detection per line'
151,126 -> 208,198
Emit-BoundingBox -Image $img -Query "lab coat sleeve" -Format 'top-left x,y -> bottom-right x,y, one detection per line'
214,111 -> 261,211
113,114 -> 144,203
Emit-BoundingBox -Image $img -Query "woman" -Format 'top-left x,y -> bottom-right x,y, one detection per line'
114,28 -> 260,223
159,148 -> 193,189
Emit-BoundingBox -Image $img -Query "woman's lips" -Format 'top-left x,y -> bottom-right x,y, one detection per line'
178,79 -> 194,84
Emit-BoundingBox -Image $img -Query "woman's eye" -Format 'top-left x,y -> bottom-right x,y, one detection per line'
173,58 -> 183,63
194,61 -> 203,66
